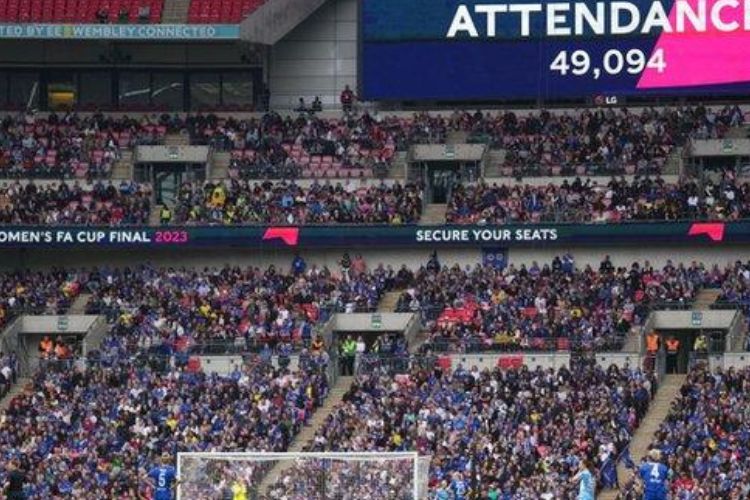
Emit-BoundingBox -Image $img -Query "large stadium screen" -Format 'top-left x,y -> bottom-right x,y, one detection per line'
360,0 -> 750,100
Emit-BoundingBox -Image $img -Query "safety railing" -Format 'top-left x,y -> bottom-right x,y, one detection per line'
354,353 -> 436,376
416,335 -> 628,354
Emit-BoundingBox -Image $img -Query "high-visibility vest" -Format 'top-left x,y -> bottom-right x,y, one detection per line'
343,340 -> 356,356
160,207 -> 171,221
694,336 -> 708,351
646,334 -> 659,352
666,339 -> 680,353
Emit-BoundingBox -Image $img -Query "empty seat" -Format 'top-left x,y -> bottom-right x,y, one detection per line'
0,0 -> 164,22
188,0 -> 265,23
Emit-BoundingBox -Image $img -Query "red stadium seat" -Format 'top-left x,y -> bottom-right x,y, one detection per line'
187,0 -> 266,23
0,0 -> 165,23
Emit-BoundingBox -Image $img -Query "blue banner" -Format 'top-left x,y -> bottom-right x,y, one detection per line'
0,24 -> 240,40
482,247 -> 508,269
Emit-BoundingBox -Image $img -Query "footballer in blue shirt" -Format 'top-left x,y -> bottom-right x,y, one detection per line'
637,449 -> 671,500
147,454 -> 178,500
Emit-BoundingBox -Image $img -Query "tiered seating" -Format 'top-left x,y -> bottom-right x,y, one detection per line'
0,0 -> 163,23
0,180 -> 152,225
229,142 -> 395,179
281,364 -> 655,499
187,0 -> 264,23
0,114 -> 167,179
169,180 -> 422,225
183,114 -> 396,180
397,257 -> 718,352
447,175 -> 750,224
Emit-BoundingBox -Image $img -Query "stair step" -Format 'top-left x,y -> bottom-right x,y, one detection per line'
69,293 -> 91,315
163,133 -> 190,147
377,291 -> 402,313
605,374 -> 686,498
257,376 -> 356,493
0,378 -> 31,411
420,204 -> 447,225
161,0 -> 191,23
693,289 -> 721,308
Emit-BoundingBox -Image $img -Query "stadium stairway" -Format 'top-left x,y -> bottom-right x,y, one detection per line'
164,132 -> 191,146
111,151 -> 134,180
693,288 -> 722,309
446,130 -> 469,144
663,146 -> 684,175
0,378 -> 31,412
420,204 -> 447,225
149,205 -> 163,226
483,149 -> 507,177
387,151 -> 408,179
726,125 -> 750,139
69,293 -> 92,315
377,291 -> 401,313
210,151 -> 231,180
619,325 -> 643,353
162,0 -> 191,23
256,375 -> 355,493
599,374 -> 686,500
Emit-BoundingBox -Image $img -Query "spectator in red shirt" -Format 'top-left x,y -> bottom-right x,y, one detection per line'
340,85 -> 355,113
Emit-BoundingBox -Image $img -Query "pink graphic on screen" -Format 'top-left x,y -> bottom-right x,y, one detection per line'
262,227 -> 300,246
638,0 -> 750,88
687,222 -> 726,242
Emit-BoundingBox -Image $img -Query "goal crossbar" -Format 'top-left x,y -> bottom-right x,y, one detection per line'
177,451 -> 426,500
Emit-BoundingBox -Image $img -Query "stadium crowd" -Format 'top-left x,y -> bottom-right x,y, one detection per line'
715,260 -> 750,339
396,257 -> 720,352
0,341 -> 329,498
640,366 -> 750,499
167,180 -> 423,225
82,262 -> 390,351
0,105 -> 741,181
179,112 -> 397,179
0,269 -> 82,326
474,105 -> 743,176
0,180 -> 151,225
0,112 -> 166,179
8,174 -> 750,227
446,174 -> 750,224
274,363 -> 657,499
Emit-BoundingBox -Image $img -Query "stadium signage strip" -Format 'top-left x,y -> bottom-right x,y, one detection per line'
0,24 -> 240,40
0,222 -> 738,249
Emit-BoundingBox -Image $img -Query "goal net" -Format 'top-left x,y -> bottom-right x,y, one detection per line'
177,452 -> 431,500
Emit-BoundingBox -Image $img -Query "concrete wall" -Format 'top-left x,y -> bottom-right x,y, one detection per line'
4,245 -> 750,274
449,352 -> 571,372
199,355 -> 300,375
20,315 -> 99,334
595,353 -> 643,370
511,246 -> 750,269
0,40 -> 261,67
651,310 -> 738,330
240,0 -> 328,45
332,313 -> 414,333
480,175 -> 680,187
691,139 -> 750,157
3,247 -> 477,272
136,146 -> 209,163
724,352 -> 750,369
268,0 -> 356,110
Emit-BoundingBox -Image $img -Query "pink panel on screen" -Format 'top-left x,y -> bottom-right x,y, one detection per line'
638,0 -> 750,88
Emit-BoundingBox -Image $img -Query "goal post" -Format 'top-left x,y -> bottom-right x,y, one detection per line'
177,451 -> 431,500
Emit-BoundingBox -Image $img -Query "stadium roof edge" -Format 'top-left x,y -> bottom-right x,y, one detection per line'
239,0 -> 329,45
